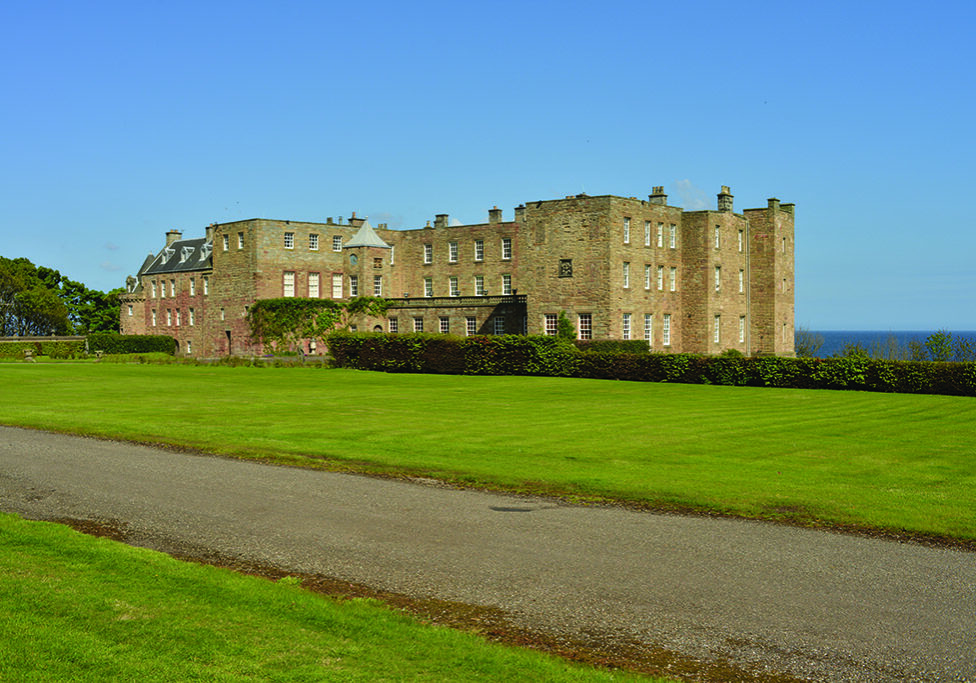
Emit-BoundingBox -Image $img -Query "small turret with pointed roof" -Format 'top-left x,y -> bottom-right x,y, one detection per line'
343,219 -> 391,249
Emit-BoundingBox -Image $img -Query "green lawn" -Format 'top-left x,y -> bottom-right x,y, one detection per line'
0,513 -> 651,682
2,364 -> 975,542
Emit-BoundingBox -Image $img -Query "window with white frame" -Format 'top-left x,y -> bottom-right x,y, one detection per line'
424,277 -> 433,297
222,234 -> 229,251
501,274 -> 512,295
220,307 -> 225,321
474,240 -> 484,261
669,224 -> 676,249
644,221 -> 651,246
439,317 -> 450,334
413,317 -> 424,332
544,313 -> 558,336
166,309 -> 172,326
493,317 -> 505,335
714,315 -> 721,343
578,313 -> 592,340
739,315 -> 746,343
501,238 -> 512,260
669,267 -> 677,292
309,233 -> 319,250
423,243 -> 433,264
644,264 -> 651,290
662,313 -> 671,346
714,266 -> 721,291
189,278 -> 195,296
237,232 -> 244,249
714,225 -> 721,249
449,242 -> 458,263
151,309 -> 157,326
644,314 -> 653,346
657,223 -> 664,248
622,313 -> 631,340
475,275 -> 485,296
349,275 -> 358,297
283,272 -> 295,297
622,262 -> 630,288
373,275 -> 382,296
170,279 -> 176,296
738,229 -> 743,253
309,272 -> 320,298
623,217 -> 630,244
449,276 -> 459,297
151,280 -> 157,297
189,308 -> 195,326
284,232 -> 294,249
186,340 -> 192,354
466,317 -> 477,335
738,269 -> 744,293
657,266 -> 664,291
203,276 -> 209,295
388,317 -> 399,333
389,246 -> 395,265
127,304 -> 133,317
332,235 -> 343,252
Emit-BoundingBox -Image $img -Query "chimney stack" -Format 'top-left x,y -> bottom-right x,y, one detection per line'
434,214 -> 448,229
205,223 -> 216,244
165,229 -> 182,246
649,186 -> 668,205
514,205 -> 525,222
488,206 -> 502,224
717,186 -> 734,213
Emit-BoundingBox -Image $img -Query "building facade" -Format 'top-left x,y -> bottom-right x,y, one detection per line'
120,185 -> 795,356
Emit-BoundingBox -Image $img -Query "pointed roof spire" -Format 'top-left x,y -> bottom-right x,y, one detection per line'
343,219 -> 391,249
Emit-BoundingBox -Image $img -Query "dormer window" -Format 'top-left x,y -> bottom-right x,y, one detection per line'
199,244 -> 212,261
180,246 -> 194,263
161,247 -> 175,264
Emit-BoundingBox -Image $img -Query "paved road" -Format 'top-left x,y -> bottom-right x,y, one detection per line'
1,425 -> 973,682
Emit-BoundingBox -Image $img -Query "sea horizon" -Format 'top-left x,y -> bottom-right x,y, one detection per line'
807,329 -> 976,358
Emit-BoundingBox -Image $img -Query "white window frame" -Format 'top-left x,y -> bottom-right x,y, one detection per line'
622,313 -> 631,340
739,315 -> 746,343
644,221 -> 651,246
150,280 -> 157,298
738,229 -> 743,253
373,275 -> 382,296
644,264 -> 651,290
644,314 -> 653,346
388,317 -> 399,333
577,313 -> 592,340
657,223 -> 664,248
439,317 -> 450,334
332,235 -> 343,252
715,266 -> 721,292
466,317 -> 477,336
284,232 -> 294,249
714,225 -> 721,249
203,276 -> 209,295
474,240 -> 484,261
166,309 -> 172,326
237,232 -> 244,249
151,309 -> 156,326
739,269 -> 744,293
449,242 -> 458,263
669,267 -> 677,292
501,274 -> 512,295
475,275 -> 485,296
189,278 -> 195,296
349,275 -> 358,297
413,317 -> 424,332
669,224 -> 676,249
622,262 -> 630,289
170,279 -> 175,297
423,243 -> 433,264
501,238 -> 512,260
309,272 -> 320,298
309,234 -> 319,251
657,266 -> 664,291
449,276 -> 459,297
222,234 -> 229,251
493,317 -> 505,335
189,307 -> 195,326
127,304 -> 133,317
662,313 -> 671,346
544,313 -> 558,336
714,315 -> 721,343
283,271 -> 295,297
623,217 -> 630,244
424,277 -> 433,297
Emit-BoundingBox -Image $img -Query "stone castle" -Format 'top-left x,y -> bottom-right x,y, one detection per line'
119,185 -> 795,356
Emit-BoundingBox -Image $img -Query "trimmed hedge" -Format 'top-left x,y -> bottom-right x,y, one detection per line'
0,340 -> 87,359
87,333 -> 175,355
573,339 -> 650,354
327,333 -> 976,396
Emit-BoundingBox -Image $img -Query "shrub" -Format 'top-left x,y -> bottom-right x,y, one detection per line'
87,333 -> 175,355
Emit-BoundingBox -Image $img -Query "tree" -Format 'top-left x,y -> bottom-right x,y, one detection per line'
556,311 -> 576,341
794,326 -> 824,357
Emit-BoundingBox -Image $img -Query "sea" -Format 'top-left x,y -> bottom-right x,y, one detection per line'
809,330 -> 976,358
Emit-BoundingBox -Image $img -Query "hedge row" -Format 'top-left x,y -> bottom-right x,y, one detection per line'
0,340 -> 87,359
327,332 -> 976,396
87,333 -> 176,355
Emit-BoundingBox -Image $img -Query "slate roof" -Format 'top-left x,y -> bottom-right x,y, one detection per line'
142,238 -> 213,275
343,220 -> 391,249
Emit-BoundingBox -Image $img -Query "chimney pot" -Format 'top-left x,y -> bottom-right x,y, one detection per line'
165,229 -> 182,246
649,186 -> 668,205
717,186 -> 734,213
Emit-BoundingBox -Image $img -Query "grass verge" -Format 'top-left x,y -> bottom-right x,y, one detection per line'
1,364 -> 975,544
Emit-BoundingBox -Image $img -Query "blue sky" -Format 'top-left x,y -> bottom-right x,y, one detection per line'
2,0 -> 974,330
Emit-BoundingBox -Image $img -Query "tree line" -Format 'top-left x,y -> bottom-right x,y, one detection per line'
796,327 -> 976,362
0,257 -> 122,336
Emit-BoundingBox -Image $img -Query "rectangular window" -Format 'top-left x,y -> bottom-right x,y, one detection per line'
669,224 -> 676,249
474,240 -> 484,261
332,235 -> 343,252
151,280 -> 157,298
644,264 -> 651,290
738,229 -> 743,253
715,266 -> 721,292
714,315 -> 721,343
127,304 -> 133,317
424,277 -> 433,297
623,217 -> 630,244
466,317 -> 477,336
413,317 -> 424,332
188,308 -> 194,326
203,276 -> 209,295
170,279 -> 176,297
501,274 -> 512,295
439,317 -> 450,334
578,313 -> 592,340
657,223 -> 664,248
189,278 -> 195,296
166,309 -> 172,326
238,232 -> 244,249
309,234 -> 319,251
544,313 -> 558,336
220,307 -> 225,321
714,225 -> 721,249
738,269 -> 744,293
622,262 -> 630,288
373,257 -> 383,270
373,275 -> 382,296
309,273 -> 320,298
151,309 -> 156,326
349,275 -> 358,297
283,272 -> 295,297
475,275 -> 485,296
657,266 -> 664,291
488,317 -> 501,335
449,276 -> 459,297
669,267 -> 677,292
622,313 -> 631,340
423,244 -> 433,264
644,221 -> 651,246
186,340 -> 191,354
449,242 -> 458,263
390,246 -> 395,265
501,238 -> 512,260
388,318 -> 399,333
222,234 -> 229,251
663,313 -> 671,346
739,315 -> 746,343
284,232 -> 294,249
644,314 -> 653,346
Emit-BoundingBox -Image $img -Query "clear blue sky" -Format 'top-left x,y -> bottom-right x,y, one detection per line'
2,0 -> 973,330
